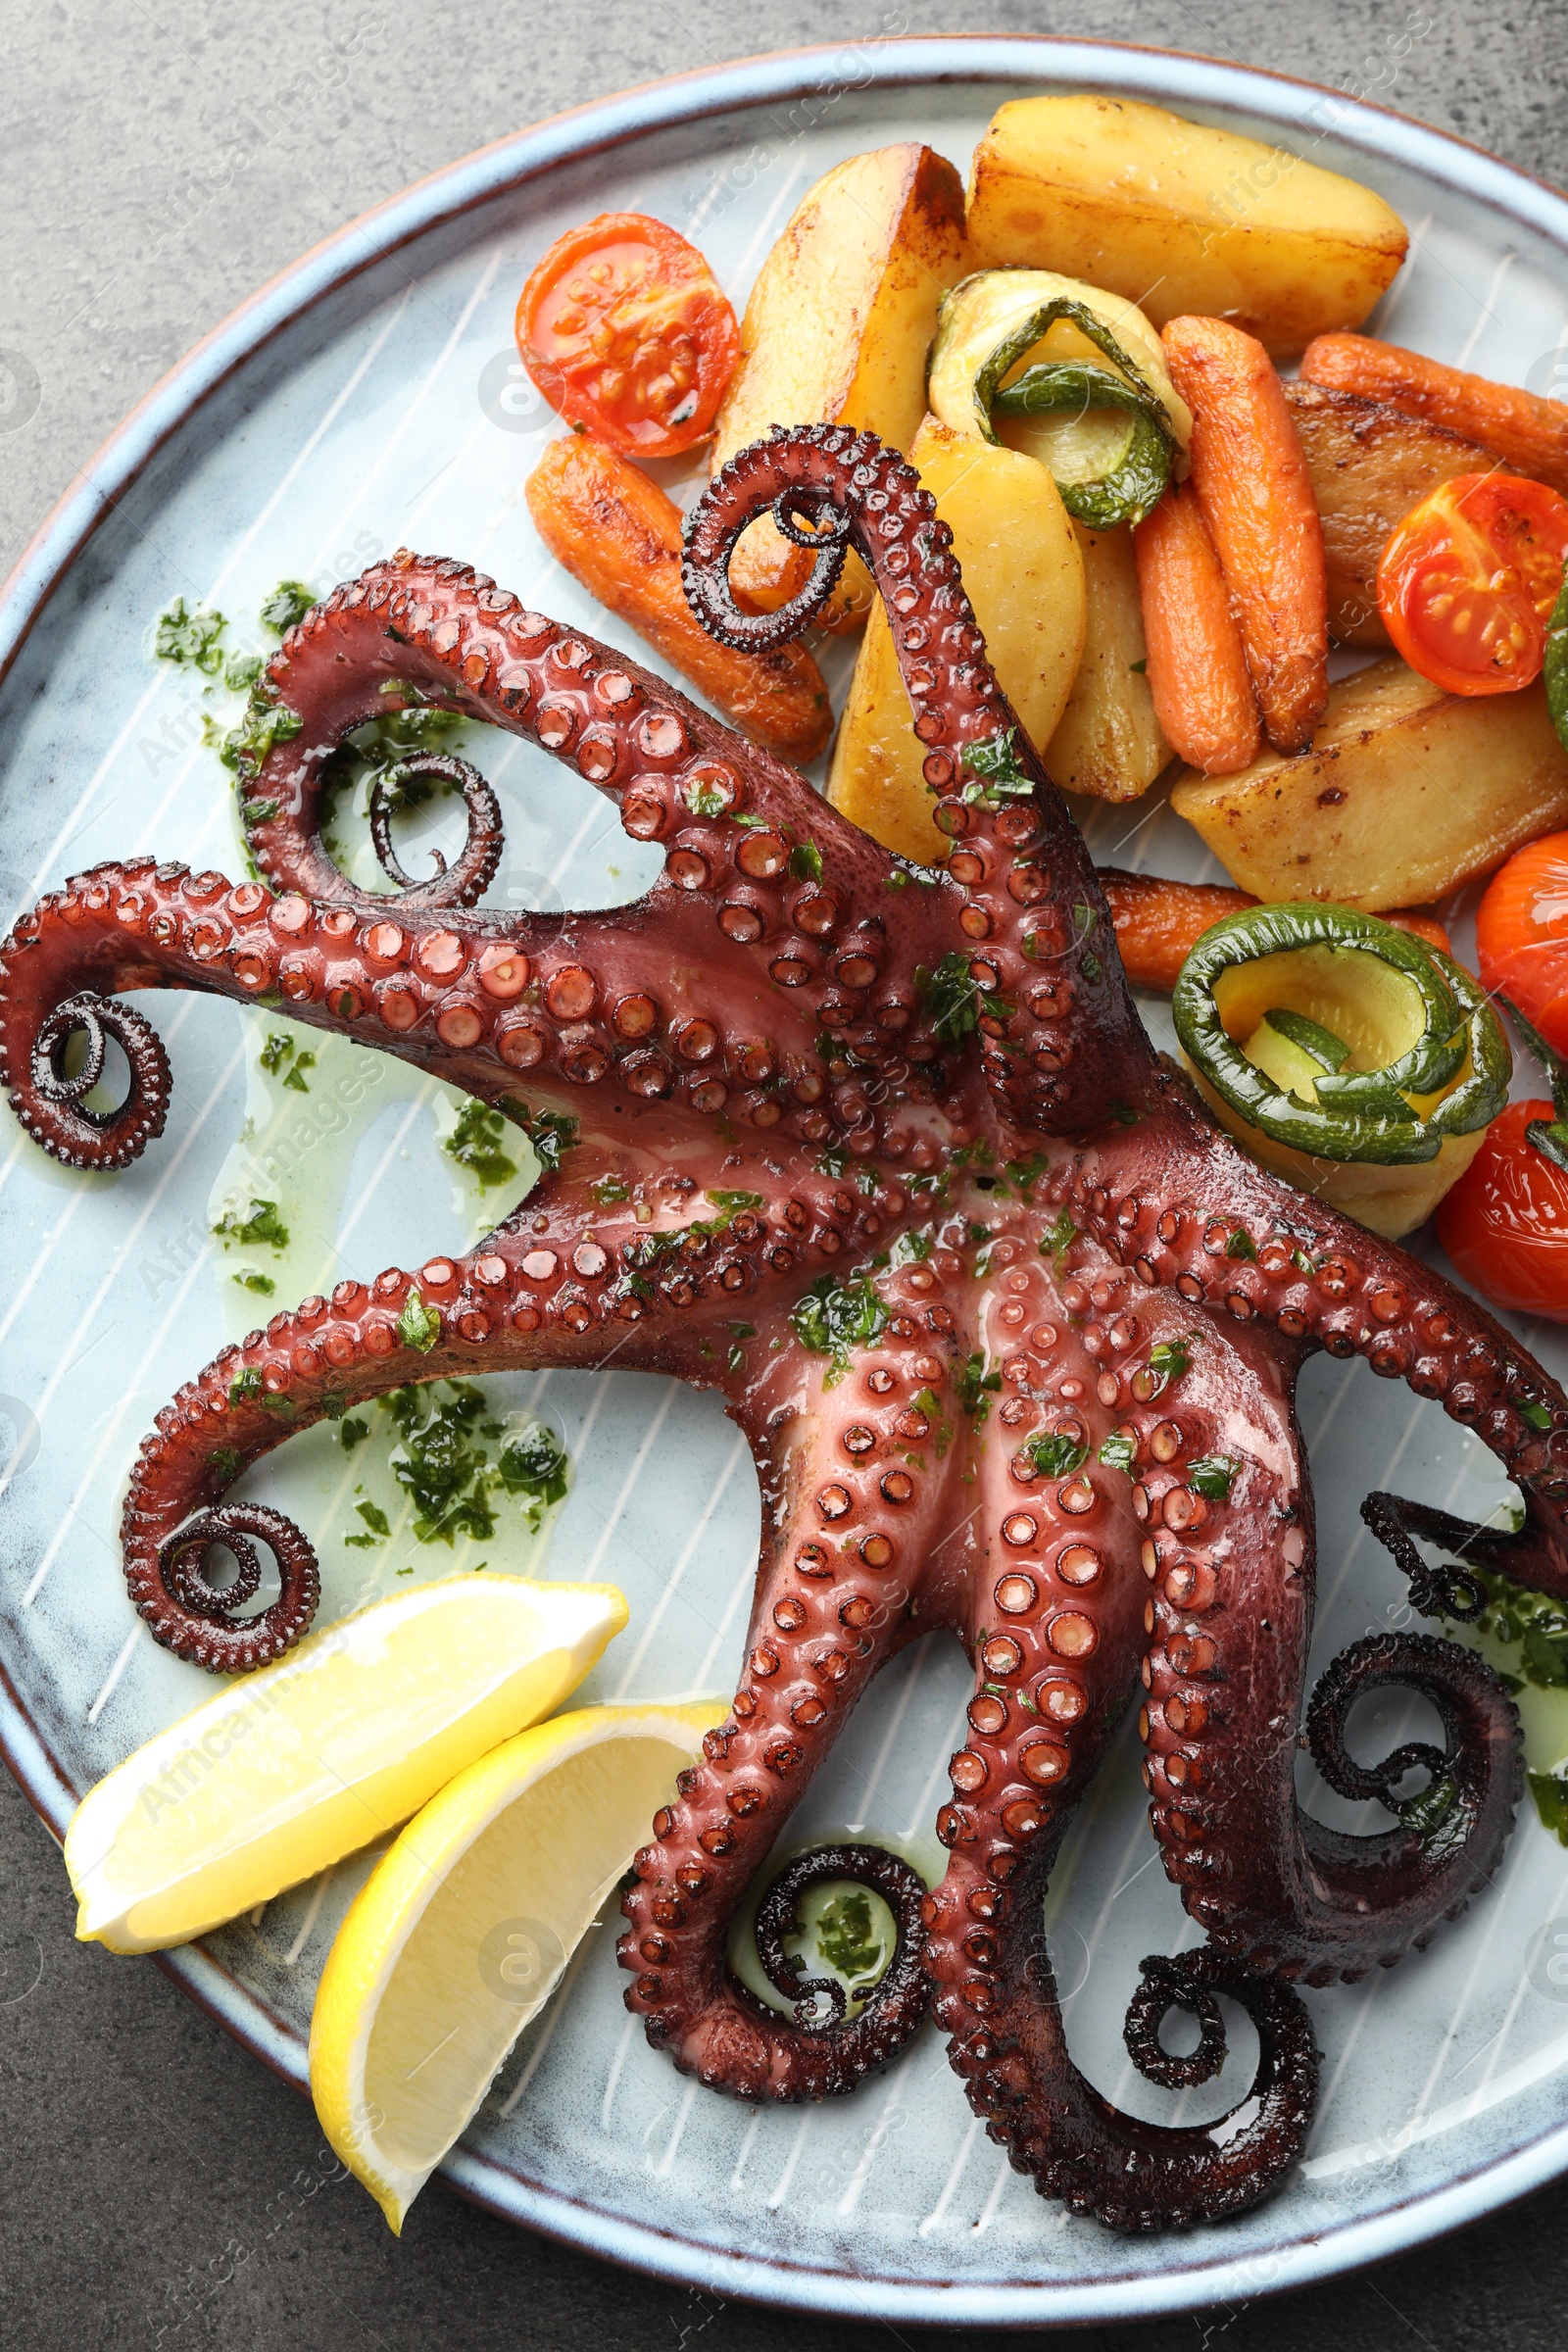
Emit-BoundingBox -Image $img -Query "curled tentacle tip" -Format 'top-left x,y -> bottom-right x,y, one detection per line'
140,1502 -> 320,1671
367,750 -> 504,907
18,990 -> 172,1170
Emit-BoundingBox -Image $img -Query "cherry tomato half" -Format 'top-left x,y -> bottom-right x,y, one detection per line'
1438,1100 -> 1568,1322
1377,471 -> 1568,696
516,212 -> 740,459
1476,830 -> 1568,1057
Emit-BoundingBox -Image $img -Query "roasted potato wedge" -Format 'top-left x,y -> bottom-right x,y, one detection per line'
965,95 -> 1407,358
710,143 -> 967,626
1029,518 -> 1169,802
828,417 -> 1084,863
1285,380 -> 1499,647
1171,657 -> 1568,909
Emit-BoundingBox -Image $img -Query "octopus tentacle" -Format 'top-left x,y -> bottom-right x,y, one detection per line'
950,1915 -> 1317,2232
1140,1493 -> 1521,1985
1039,1097 -> 1527,1976
18,985 -> 172,1169
0,857 -> 973,1169
925,1352 -> 1310,2229
923,1578 -> 1316,2230
119,1168 -> 810,1667
1066,1076 -> 1568,1596
1305,1632 -> 1522,1858
618,1308 -> 971,2099
248,549 -> 897,921
1359,1492 -> 1539,1620
684,425 -> 1155,1135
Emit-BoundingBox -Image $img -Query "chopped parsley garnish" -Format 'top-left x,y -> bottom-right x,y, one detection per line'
789,840 -> 824,883
233,1271 -> 276,1297
1449,1561 -> 1568,1694
790,1275 -> 889,1387
1041,1208 -> 1077,1273
259,1032 -> 315,1092
382,1382 -> 490,1543
260,579 -> 316,636
1225,1229 -> 1258,1261
888,1228 -> 933,1267
1400,1775 -> 1461,1849
155,598 -> 228,673
1098,1430 -> 1136,1473
521,1105 -> 577,1173
397,1288 -> 441,1353
367,1384 -> 568,1546
496,1421 -> 570,1526
812,1888 -> 886,1984
1530,1773 -> 1568,1844
1188,1454 -> 1238,1500
915,951 -> 982,1050
225,1364 -> 293,1418
1027,1431 -> 1089,1479
960,728 -> 1033,806
912,1385 -> 955,1458
625,1193 -> 762,1274
339,1416 -> 369,1452
957,1350 -> 1003,1420
1521,1399 -> 1554,1432
443,1100 -> 519,1192
212,1198 -> 290,1252
1146,1338 -> 1192,1393
1002,1152 -> 1049,1201
206,1448 -> 242,1484
590,1174 -> 631,1205
1069,902 -> 1102,981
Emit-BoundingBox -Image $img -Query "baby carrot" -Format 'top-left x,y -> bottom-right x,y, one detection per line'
1161,316 -> 1329,757
524,435 -> 832,763
1133,484 -> 1262,773
1300,332 -> 1568,497
1099,866 -> 1450,993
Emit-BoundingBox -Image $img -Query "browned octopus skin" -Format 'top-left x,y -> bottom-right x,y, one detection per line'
2,424 -> 1565,2232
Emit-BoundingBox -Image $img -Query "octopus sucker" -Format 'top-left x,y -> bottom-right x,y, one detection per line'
5,421 -> 1568,2230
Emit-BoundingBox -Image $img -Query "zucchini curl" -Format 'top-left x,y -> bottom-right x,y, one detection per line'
1172,902 -> 1509,1238
927,270 -> 1185,528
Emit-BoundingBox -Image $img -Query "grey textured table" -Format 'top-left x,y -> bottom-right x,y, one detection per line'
3,3 -> 1566,2345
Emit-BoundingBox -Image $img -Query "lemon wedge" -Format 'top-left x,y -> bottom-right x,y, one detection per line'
310,1697 -> 724,2230
67,1575 -> 627,1955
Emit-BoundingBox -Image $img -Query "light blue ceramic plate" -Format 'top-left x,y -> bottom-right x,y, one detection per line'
4,34 -> 1568,2328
